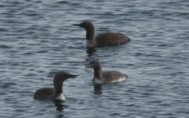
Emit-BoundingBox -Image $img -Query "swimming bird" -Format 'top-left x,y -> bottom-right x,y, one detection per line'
73,20 -> 130,49
34,71 -> 77,101
88,60 -> 128,84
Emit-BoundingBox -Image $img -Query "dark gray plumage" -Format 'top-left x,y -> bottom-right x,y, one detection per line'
73,20 -> 130,48
34,71 -> 77,101
89,60 -> 128,84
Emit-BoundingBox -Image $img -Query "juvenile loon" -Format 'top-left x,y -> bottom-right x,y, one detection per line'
34,71 -> 77,101
88,60 -> 128,84
73,20 -> 130,49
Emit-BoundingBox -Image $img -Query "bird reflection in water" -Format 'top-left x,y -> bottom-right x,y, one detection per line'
54,100 -> 66,118
54,100 -> 65,111
86,48 -> 96,56
94,84 -> 102,94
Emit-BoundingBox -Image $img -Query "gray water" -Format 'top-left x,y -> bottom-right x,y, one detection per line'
0,0 -> 189,118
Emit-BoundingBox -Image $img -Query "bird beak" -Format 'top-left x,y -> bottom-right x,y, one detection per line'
72,23 -> 81,26
68,74 -> 78,78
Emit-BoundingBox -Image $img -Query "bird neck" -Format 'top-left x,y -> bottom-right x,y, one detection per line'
85,25 -> 96,48
86,29 -> 95,40
93,65 -> 103,79
54,83 -> 63,95
85,26 -> 96,48
53,77 -> 64,97
54,83 -> 66,101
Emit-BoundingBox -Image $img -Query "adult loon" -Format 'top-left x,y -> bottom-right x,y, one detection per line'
34,71 -> 77,101
88,60 -> 128,84
73,20 -> 130,49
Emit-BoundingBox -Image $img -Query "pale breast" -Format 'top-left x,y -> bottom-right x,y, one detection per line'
110,76 -> 127,83
93,78 -> 104,84
102,71 -> 127,83
93,71 -> 127,84
55,93 -> 66,101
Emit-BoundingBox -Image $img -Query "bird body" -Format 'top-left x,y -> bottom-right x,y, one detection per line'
33,71 -> 77,101
89,60 -> 128,84
73,20 -> 130,48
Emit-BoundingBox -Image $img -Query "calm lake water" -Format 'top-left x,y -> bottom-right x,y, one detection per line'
0,0 -> 189,118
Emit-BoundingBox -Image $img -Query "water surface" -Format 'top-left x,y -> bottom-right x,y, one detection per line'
0,0 -> 189,117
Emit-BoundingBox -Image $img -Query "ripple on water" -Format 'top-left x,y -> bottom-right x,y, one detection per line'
0,0 -> 189,118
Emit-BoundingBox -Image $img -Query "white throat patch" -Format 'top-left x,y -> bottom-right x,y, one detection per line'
86,40 -> 95,48
56,93 -> 66,101
93,78 -> 103,84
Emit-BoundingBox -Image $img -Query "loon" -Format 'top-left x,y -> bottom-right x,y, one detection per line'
34,71 -> 77,101
88,60 -> 128,84
73,20 -> 130,49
